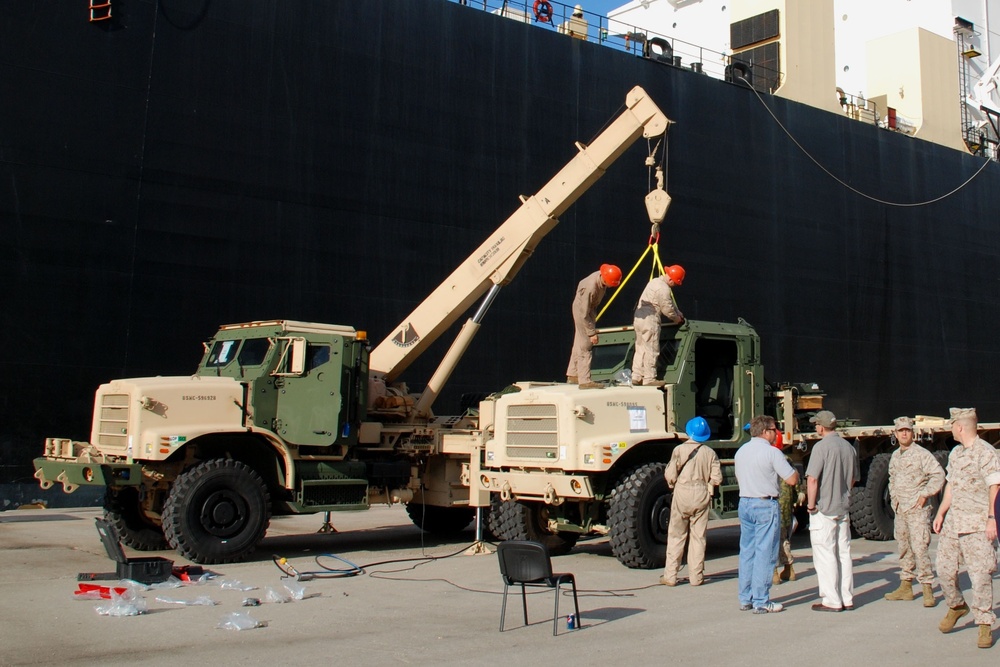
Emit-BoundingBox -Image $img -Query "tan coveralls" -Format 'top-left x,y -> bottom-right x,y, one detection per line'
566,271 -> 606,384
888,444 -> 944,584
662,439 -> 722,585
936,439 -> 1000,625
631,275 -> 683,385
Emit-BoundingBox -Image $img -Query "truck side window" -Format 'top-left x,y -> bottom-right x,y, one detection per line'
306,344 -> 330,371
237,338 -> 271,366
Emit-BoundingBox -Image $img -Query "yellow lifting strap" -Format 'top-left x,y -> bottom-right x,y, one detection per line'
596,241 -> 665,322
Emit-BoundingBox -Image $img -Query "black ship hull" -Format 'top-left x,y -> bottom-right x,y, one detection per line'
2,0 -> 998,495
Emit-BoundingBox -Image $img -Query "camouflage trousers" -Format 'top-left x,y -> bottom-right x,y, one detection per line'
893,505 -> 933,584
663,484 -> 711,585
777,524 -> 793,566
936,531 -> 997,625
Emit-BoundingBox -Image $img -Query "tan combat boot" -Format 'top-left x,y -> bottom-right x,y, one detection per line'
566,376 -> 579,384
979,624 -> 993,649
772,567 -> 782,585
780,564 -> 796,582
884,580 -> 915,601
939,603 -> 970,633
579,382 -> 603,390
922,584 -> 936,608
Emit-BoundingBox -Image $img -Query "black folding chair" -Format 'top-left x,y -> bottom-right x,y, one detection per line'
496,540 -> 581,636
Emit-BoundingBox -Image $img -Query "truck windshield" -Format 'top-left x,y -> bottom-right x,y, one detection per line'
206,338 -> 271,367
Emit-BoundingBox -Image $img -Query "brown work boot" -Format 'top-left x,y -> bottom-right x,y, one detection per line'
922,584 -> 936,607
659,575 -> 677,586
578,382 -> 603,390
643,380 -> 666,388
939,603 -> 970,633
772,568 -> 782,586
979,624 -> 993,649
780,564 -> 796,582
566,376 -> 578,384
884,580 -> 915,601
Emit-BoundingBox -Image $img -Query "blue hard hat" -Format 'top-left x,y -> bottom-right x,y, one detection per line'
685,416 -> 711,442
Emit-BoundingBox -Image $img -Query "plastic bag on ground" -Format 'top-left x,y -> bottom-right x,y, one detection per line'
218,579 -> 258,591
95,590 -> 147,617
217,612 -> 267,631
154,595 -> 218,606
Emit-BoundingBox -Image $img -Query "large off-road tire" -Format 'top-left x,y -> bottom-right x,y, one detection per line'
405,503 -> 475,535
608,462 -> 670,569
162,459 -> 271,564
849,452 -> 893,540
103,487 -> 168,551
489,498 -> 579,555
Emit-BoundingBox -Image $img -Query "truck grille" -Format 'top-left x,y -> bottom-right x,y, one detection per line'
96,393 -> 130,448
505,404 -> 558,459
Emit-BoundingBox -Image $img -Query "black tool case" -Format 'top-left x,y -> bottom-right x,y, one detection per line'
78,518 -> 174,584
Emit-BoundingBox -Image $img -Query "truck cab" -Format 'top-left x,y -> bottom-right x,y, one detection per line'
481,319 -> 764,568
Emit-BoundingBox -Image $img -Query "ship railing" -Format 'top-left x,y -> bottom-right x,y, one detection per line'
448,0 -> 783,91
836,90 -> 880,127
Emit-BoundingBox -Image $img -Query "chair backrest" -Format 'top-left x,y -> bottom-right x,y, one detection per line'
497,540 -> 553,583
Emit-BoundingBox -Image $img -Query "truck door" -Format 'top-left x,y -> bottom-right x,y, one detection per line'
273,340 -> 343,446
693,338 -> 739,441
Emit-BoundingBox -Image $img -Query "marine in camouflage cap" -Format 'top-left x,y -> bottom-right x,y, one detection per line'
948,407 -> 977,423
894,416 -> 915,431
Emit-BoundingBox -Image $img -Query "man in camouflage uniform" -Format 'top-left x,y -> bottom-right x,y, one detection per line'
932,407 -> 1000,649
883,416 -> 944,606
770,429 -> 804,585
660,416 -> 722,587
773,468 -> 805,584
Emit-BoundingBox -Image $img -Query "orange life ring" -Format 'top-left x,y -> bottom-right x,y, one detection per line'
533,0 -> 553,22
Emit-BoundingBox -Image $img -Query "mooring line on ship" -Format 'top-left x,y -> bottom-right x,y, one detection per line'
737,76 -> 994,207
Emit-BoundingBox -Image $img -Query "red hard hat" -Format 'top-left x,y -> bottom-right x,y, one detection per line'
773,428 -> 784,449
600,264 -> 622,287
665,264 -> 685,285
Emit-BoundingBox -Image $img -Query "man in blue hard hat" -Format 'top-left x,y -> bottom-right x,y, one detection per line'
660,416 -> 722,586
735,414 -> 800,613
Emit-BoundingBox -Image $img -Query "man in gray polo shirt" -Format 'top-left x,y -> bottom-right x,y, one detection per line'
805,410 -> 860,612
735,415 -> 799,614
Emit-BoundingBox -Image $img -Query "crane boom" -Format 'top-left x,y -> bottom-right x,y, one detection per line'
370,86 -> 670,387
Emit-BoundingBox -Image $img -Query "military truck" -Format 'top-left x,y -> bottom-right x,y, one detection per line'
479,319 -> 1000,568
33,87 -> 671,564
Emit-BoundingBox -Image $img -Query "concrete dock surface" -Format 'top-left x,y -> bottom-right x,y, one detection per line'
1,506 -> 997,666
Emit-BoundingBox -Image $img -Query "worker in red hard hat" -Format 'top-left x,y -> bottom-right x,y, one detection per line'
566,263 -> 621,390
631,264 -> 685,387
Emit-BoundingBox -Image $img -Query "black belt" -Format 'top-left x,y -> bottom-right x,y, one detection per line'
742,496 -> 777,500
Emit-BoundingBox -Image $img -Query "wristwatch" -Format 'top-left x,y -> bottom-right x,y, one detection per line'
807,506 -> 818,514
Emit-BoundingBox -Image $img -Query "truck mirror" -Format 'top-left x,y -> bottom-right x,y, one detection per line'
289,338 -> 305,374
272,336 -> 307,377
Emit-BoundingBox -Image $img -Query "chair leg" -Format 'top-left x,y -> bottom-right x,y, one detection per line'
521,583 -> 529,626
500,583 -> 509,632
571,579 -> 581,628
553,583 -> 561,636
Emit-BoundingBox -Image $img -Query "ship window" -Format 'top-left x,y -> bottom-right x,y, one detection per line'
237,338 -> 271,366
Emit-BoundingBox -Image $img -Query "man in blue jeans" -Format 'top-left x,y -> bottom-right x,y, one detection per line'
735,415 -> 800,614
